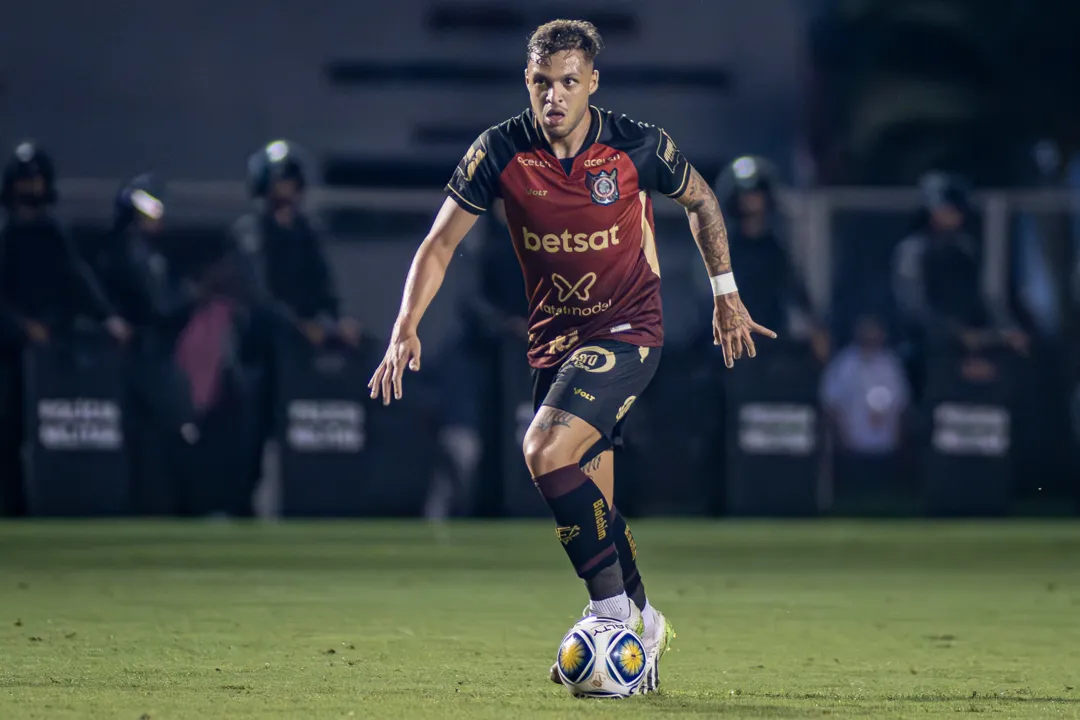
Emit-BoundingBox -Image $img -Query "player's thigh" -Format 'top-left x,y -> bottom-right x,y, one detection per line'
554,341 -> 660,442
522,405 -> 602,477
524,365 -> 602,475
525,341 -> 660,475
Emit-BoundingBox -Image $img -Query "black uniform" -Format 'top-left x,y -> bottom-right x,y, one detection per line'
0,212 -> 120,515
891,172 -> 1016,349
714,155 -> 817,342
231,212 -> 340,325
727,227 -> 815,337
96,227 -> 195,348
0,213 -> 117,333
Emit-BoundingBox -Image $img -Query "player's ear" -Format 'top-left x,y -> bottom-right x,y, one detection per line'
524,67 -> 530,90
589,69 -> 599,95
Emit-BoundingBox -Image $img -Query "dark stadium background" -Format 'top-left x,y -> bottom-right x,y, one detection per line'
3,0 -> 1076,519
1,4 -> 1080,717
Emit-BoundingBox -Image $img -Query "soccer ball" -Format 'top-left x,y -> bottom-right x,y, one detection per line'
555,615 -> 647,698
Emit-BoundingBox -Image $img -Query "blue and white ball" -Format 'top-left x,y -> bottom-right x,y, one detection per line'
555,615 -> 647,698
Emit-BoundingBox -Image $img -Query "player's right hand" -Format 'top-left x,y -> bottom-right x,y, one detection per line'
368,333 -> 422,405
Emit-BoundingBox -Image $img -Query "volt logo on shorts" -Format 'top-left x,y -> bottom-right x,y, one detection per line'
573,388 -> 596,402
522,224 -> 620,253
553,272 -> 596,302
567,346 -> 617,373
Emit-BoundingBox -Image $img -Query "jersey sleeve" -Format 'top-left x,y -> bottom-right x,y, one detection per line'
630,126 -> 691,199
445,131 -> 501,215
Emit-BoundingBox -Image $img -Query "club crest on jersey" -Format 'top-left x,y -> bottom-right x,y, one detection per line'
586,169 -> 619,206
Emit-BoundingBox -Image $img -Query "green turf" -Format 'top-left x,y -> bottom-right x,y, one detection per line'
1,520 -> 1080,719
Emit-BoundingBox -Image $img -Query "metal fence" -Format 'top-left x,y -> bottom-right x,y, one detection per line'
57,179 -> 1080,323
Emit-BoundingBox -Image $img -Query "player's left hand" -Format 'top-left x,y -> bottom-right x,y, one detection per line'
713,294 -> 776,368
368,333 -> 422,405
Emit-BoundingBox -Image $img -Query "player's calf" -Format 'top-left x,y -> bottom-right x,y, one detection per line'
579,450 -> 648,613
524,409 -> 632,621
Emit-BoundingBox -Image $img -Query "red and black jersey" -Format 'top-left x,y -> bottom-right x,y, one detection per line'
445,106 -> 690,369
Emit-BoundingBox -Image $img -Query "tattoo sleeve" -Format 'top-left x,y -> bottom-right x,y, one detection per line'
534,408 -> 574,432
675,166 -> 732,277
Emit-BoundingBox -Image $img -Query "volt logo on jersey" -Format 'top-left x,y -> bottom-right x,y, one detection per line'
553,272 -> 597,302
586,169 -> 620,206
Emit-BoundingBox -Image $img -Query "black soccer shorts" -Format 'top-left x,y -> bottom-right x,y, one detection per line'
531,339 -> 662,454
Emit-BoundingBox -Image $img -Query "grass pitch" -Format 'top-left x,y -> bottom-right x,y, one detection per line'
1,520 -> 1079,719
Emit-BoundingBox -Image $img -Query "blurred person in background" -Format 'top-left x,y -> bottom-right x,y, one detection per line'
97,174 -> 196,347
425,202 -> 527,520
233,140 -> 363,507
714,156 -> 829,362
0,142 -> 130,516
94,174 -> 206,512
891,171 -> 1028,399
821,314 -> 910,508
235,140 -> 360,348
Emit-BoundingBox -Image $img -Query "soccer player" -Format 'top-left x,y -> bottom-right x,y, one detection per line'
368,19 -> 775,693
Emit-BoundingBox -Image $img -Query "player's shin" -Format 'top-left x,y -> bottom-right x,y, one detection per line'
533,464 -> 631,620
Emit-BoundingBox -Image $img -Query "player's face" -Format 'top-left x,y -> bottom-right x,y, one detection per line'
525,50 -> 598,140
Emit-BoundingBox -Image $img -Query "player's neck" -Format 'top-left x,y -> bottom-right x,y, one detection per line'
543,112 -> 593,160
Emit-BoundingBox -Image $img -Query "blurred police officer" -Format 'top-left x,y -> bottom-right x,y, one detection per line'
232,140 -> 362,510
714,156 -> 828,360
97,175 -> 212,512
0,142 -> 131,515
891,171 -> 1027,396
98,174 -> 197,350
0,142 -> 131,344
234,140 -> 358,345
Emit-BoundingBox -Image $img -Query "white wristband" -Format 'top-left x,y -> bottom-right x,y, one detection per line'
710,272 -> 738,296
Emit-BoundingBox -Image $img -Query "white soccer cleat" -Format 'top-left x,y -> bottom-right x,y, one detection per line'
636,605 -> 675,695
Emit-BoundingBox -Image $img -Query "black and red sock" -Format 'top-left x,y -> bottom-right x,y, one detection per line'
608,507 -> 647,610
533,464 -> 624,601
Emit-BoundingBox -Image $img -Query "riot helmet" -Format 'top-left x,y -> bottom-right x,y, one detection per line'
248,139 -> 307,201
1,142 -> 57,209
114,173 -> 166,233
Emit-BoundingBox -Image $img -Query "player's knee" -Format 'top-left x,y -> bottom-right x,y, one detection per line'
522,430 -> 578,478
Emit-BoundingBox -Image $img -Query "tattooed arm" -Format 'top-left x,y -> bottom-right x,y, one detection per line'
675,166 -> 777,367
